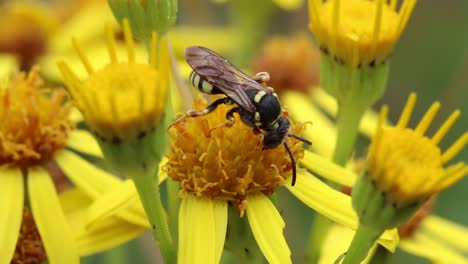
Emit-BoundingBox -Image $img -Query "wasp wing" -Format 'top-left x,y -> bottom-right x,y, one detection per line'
185,46 -> 269,113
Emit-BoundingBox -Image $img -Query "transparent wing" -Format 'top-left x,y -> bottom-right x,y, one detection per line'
185,46 -> 269,112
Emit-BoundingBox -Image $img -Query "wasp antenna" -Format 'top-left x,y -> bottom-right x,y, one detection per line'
283,142 -> 297,186
287,134 -> 312,146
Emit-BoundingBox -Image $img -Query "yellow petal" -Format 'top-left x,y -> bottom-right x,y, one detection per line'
86,180 -> 149,229
319,224 -> 377,264
28,167 -> 79,264
66,129 -> 103,157
399,231 -> 468,263
310,88 -> 387,139
282,91 -> 336,157
55,150 -> 120,197
0,167 -> 24,264
285,171 -> 398,251
246,194 -> 291,264
300,151 -> 357,187
69,107 -> 84,123
178,195 -> 227,264
59,188 -> 93,216
422,215 -> 468,253
55,150 -> 150,228
76,215 -> 147,256
273,0 -> 303,10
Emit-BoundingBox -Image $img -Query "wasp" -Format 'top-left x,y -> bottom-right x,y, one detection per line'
172,46 -> 311,186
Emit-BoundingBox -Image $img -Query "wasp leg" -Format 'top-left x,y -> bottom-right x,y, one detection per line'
169,97 -> 232,129
208,107 -> 240,136
253,72 -> 270,83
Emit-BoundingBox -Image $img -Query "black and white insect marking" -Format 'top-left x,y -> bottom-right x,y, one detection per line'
172,46 -> 311,186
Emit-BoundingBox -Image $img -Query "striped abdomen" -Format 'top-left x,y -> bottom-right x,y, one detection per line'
189,71 -> 222,95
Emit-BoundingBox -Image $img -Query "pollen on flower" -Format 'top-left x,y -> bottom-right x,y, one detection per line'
57,19 -> 170,140
0,67 -> 71,168
11,208 -> 47,264
164,97 -> 306,212
251,33 -> 320,93
309,0 -> 416,67
367,93 -> 467,207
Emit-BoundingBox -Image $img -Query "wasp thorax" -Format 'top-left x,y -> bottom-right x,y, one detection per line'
164,98 -> 305,212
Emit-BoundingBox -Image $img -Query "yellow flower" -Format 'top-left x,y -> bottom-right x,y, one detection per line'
309,0 -> 417,67
288,91 -> 468,262
58,20 -> 169,141
164,97 -> 399,263
76,97 -> 399,263
58,18 -> 178,263
0,67 -> 107,264
367,93 -> 466,207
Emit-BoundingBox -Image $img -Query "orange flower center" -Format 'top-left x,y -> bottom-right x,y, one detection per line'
165,97 -> 306,209
0,68 -> 71,168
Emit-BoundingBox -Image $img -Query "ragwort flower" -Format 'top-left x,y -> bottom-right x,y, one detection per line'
58,18 -> 175,262
286,91 -> 468,263
347,93 -> 466,263
165,97 -> 398,263
0,67 -> 106,264
76,95 -> 399,263
308,0 -> 417,165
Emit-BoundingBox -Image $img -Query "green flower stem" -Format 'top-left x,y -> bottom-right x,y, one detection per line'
342,224 -> 382,264
305,215 -> 331,264
166,179 -> 180,246
132,168 -> 176,264
333,102 -> 366,166
225,206 -> 264,264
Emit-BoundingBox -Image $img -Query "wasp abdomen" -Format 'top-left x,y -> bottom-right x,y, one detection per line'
189,71 -> 223,95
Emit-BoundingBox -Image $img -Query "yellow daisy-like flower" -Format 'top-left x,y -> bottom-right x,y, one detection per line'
165,97 -> 398,263
76,96 -> 399,263
309,0 -> 417,67
287,91 -> 467,262
0,67 -> 106,264
367,93 -> 466,207
58,18 -> 177,263
57,20 -> 169,141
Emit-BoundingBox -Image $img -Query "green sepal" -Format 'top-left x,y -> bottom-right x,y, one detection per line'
320,55 -> 389,108
96,109 -> 170,179
352,169 -> 423,231
108,0 -> 178,43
